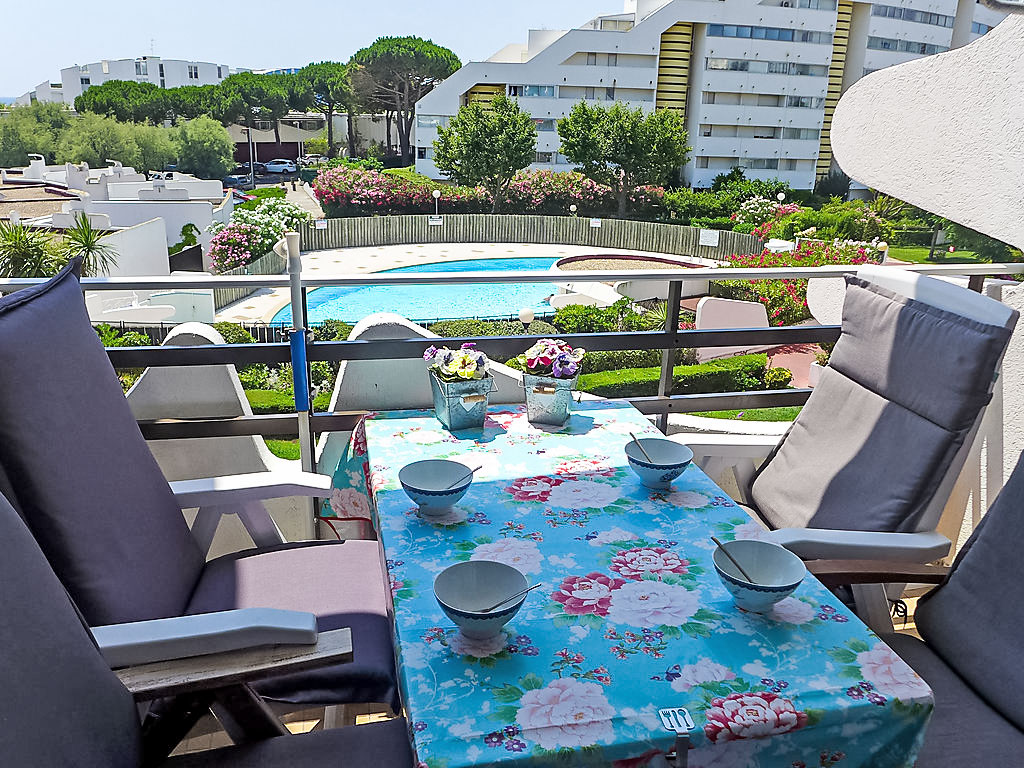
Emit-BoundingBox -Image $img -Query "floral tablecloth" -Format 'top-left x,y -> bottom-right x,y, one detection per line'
332,400 -> 933,768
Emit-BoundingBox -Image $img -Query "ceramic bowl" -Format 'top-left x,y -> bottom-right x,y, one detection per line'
433,561 -> 529,639
713,539 -> 807,613
625,438 -> 694,489
399,459 -> 473,516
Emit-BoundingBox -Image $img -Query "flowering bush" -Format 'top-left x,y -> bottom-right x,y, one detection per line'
423,342 -> 489,382
208,223 -> 265,272
732,196 -> 779,225
209,199 -> 312,272
519,338 -> 585,378
715,239 -> 875,326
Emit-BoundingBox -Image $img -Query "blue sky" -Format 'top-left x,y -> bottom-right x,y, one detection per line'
1,0 -> 609,97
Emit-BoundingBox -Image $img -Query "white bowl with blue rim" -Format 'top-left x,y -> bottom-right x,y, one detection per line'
713,539 -> 806,613
399,459 -> 473,516
434,561 -> 529,639
625,437 -> 694,489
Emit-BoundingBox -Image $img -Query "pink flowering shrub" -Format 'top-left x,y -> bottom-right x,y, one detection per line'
715,240 -> 873,326
208,223 -> 264,273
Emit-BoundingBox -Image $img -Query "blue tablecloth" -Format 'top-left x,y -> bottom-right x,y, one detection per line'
338,400 -> 932,768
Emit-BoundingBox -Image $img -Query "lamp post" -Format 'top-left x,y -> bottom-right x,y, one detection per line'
777,192 -> 786,203
877,241 -> 889,264
519,307 -> 535,333
432,189 -> 441,215
569,204 -> 578,217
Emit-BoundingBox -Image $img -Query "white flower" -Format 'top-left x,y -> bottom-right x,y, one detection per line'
516,678 -> 615,749
605,581 -> 699,627
731,520 -> 770,541
670,658 -> 737,692
771,597 -> 817,625
546,479 -> 621,509
329,487 -> 371,519
666,490 -> 709,508
471,538 -> 543,574
587,527 -> 639,546
448,630 -> 507,658
856,642 -> 931,701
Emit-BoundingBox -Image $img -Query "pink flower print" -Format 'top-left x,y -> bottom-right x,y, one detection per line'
389,574 -> 404,597
554,458 -> 615,479
610,547 -> 690,580
506,475 -> 563,502
471,538 -> 544,574
856,642 -> 930,701
328,487 -> 371,520
552,572 -> 626,616
670,658 -> 736,692
515,678 -> 615,749
605,581 -> 699,627
351,421 -> 367,456
704,692 -> 808,743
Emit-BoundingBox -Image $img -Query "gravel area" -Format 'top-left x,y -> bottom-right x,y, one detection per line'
557,258 -> 694,271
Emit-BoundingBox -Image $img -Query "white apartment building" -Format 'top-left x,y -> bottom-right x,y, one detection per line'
16,57 -> 245,107
414,0 -> 1006,189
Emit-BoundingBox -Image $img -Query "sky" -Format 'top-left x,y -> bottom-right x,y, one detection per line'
0,0 -> 611,97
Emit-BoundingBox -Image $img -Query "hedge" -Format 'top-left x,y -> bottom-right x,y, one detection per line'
577,354 -> 770,399
245,389 -> 332,415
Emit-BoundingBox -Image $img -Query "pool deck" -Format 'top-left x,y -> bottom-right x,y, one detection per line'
215,242 -> 689,324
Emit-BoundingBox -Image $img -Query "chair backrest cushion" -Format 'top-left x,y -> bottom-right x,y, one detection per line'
915,452 -> 1024,731
0,492 -> 142,766
751,275 -> 1013,532
0,261 -> 204,624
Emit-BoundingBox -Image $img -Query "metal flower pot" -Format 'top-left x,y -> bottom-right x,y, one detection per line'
430,373 -> 495,431
522,373 -> 578,426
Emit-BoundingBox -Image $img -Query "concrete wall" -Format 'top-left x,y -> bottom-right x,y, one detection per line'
106,179 -> 225,201
84,199 -> 216,254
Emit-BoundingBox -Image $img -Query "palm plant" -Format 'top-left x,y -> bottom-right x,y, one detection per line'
60,213 -> 118,276
0,220 -> 60,278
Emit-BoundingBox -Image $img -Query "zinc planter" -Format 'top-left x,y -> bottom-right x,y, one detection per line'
522,374 -> 578,426
430,373 -> 494,431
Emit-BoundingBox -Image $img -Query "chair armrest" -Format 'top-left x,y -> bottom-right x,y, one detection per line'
170,471 -> 332,509
806,559 -> 949,587
767,528 -> 951,563
92,608 -> 318,669
117,627 -> 352,701
672,433 -> 782,460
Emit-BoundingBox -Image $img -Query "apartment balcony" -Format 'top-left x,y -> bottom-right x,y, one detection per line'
697,103 -> 826,129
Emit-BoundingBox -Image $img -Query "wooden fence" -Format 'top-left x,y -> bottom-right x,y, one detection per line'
298,215 -> 762,261
213,249 -> 288,311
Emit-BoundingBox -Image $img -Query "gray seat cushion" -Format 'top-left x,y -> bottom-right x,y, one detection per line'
162,717 -> 413,768
0,493 -> 142,767
187,539 -> 399,709
750,276 -> 1010,533
0,261 -> 204,624
885,634 -> 1024,767
915,452 -> 1024,732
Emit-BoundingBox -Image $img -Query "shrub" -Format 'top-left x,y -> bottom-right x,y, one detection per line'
245,389 -> 332,414
212,321 -> 256,344
578,353 -> 768,399
690,216 -> 738,231
208,223 -> 264,272
236,186 -> 286,211
764,367 -> 792,389
238,364 -> 270,389
311,319 -> 355,342
426,318 -> 559,362
552,305 -> 618,334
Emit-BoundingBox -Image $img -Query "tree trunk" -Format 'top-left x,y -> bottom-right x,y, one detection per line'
397,113 -> 412,164
273,119 -> 281,146
616,185 -> 628,218
385,112 -> 393,156
346,109 -> 358,158
325,106 -> 336,158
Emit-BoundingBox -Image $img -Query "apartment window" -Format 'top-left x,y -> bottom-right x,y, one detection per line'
607,53 -> 617,66
972,21 -> 993,34
600,18 -> 634,31
587,52 -> 598,65
585,86 -> 596,99
871,5 -> 954,28
534,118 -> 556,131
783,127 -> 819,139
796,0 -> 837,8
708,24 -> 829,44
417,114 -> 448,128
702,91 -> 716,104
790,63 -> 828,76
867,36 -> 949,55
80,77 -> 91,86
781,159 -> 798,170
188,65 -> 199,80
757,93 -> 783,106
753,126 -> 778,139
535,151 -> 553,163
738,157 -> 780,169
696,156 -> 709,168
522,85 -> 555,98
605,86 -> 616,100
706,58 -> 827,77
507,85 -> 523,96
701,124 -> 712,136
159,64 -> 165,77
767,61 -> 790,74
417,147 -> 427,159
786,95 -> 825,108
217,65 -> 223,78
135,60 -> 148,76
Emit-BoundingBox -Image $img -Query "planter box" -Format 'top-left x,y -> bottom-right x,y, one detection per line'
430,373 -> 494,431
808,361 -> 824,388
523,373 -> 578,426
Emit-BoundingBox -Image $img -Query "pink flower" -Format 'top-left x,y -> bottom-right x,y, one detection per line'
546,479 -> 621,510
605,580 -> 699,627
506,475 -> 563,502
856,642 -> 930,700
610,547 -> 690,580
670,658 -> 736,692
552,572 -> 626,616
471,538 -> 544,574
554,459 -> 614,479
389,574 -> 404,597
771,597 -> 818,625
328,487 -> 371,519
703,692 -> 808,743
515,678 -> 615,749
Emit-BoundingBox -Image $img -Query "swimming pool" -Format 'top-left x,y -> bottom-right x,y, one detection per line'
272,257 -> 561,325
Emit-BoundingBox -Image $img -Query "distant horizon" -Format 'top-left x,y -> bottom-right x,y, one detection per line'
0,0 -> 607,97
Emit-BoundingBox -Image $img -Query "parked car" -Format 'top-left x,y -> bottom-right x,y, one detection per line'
234,162 -> 268,176
300,154 -> 325,166
222,175 -> 255,191
264,159 -> 298,174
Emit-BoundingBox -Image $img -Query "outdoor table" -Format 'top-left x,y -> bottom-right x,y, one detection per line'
332,400 -> 933,768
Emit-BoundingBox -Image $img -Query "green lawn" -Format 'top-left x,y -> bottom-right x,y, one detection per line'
265,439 -> 301,460
691,406 -> 802,422
886,246 -> 983,264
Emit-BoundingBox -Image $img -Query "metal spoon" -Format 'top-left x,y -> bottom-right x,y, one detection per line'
711,536 -> 756,583
478,583 -> 542,613
629,432 -> 655,462
445,464 -> 482,489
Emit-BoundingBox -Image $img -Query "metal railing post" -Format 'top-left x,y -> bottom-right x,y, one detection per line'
656,280 -> 683,433
284,231 -> 317,539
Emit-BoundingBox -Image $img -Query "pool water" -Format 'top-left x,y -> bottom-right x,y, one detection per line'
273,257 -> 561,325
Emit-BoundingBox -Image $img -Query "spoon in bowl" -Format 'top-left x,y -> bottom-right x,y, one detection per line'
629,432 -> 655,462
478,583 -> 542,613
711,536 -> 755,583
445,464 -> 483,489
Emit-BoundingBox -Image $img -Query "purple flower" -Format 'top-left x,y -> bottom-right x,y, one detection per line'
484,731 -> 503,747
551,351 -> 579,378
460,342 -> 476,350
503,725 -> 520,737
514,635 -> 532,645
867,692 -> 887,706
423,346 -> 438,361
522,646 -> 540,656
413,721 -> 427,732
845,686 -> 865,700
504,738 -> 527,752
